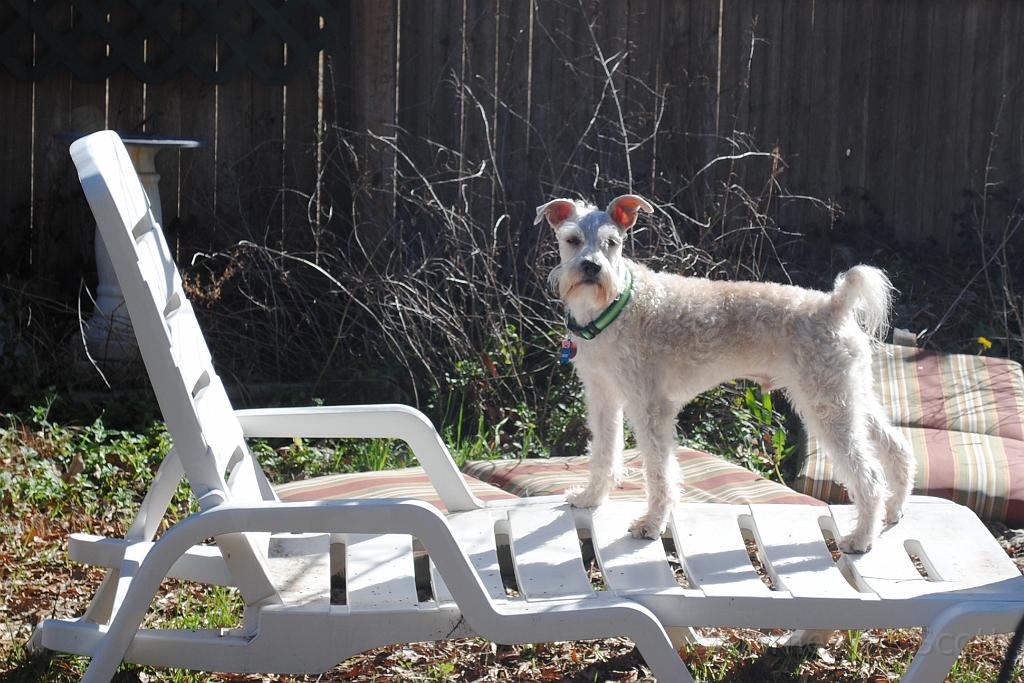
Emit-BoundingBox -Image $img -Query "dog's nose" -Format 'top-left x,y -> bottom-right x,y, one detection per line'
581,260 -> 602,278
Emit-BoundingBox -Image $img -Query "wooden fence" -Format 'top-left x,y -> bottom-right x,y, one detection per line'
3,0 -> 1024,291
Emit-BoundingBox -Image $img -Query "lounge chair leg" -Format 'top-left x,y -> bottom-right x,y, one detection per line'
781,629 -> 836,647
125,446 -> 184,541
902,624 -> 967,682
666,626 -> 701,647
25,623 -> 46,655
81,543 -> 158,683
626,616 -> 695,683
902,603 -> 1024,683
82,569 -> 120,624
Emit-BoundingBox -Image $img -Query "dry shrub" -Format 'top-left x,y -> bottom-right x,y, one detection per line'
181,26 -> 835,456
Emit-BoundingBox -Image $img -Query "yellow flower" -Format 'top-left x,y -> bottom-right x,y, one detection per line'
978,336 -> 993,350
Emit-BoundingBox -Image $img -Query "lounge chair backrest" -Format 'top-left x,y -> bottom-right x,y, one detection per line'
71,131 -> 272,509
71,132 -> 281,605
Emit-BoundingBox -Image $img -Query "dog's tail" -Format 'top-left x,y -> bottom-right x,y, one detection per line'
830,265 -> 894,342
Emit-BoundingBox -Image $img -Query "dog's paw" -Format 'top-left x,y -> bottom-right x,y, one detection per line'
611,468 -> 624,487
838,533 -> 873,555
628,514 -> 667,540
566,486 -> 605,509
883,507 -> 904,526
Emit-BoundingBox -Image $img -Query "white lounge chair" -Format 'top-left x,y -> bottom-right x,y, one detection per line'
33,130 -> 1024,682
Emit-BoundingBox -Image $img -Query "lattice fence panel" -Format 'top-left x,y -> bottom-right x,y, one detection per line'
0,0 -> 336,83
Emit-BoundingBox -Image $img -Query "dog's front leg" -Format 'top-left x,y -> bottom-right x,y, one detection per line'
625,402 -> 681,539
566,376 -> 624,509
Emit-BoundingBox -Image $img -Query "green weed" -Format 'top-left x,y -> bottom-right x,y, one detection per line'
252,437 -> 415,482
846,629 -> 864,665
158,584 -> 243,631
0,403 -> 180,520
428,325 -> 589,462
681,382 -> 796,483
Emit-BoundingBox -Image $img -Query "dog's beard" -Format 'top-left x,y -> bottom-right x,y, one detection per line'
550,264 -> 619,325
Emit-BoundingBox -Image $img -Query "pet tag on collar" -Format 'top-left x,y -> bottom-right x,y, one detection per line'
559,338 -> 578,364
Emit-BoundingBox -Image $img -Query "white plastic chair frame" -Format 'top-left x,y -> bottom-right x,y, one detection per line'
32,131 -> 1024,682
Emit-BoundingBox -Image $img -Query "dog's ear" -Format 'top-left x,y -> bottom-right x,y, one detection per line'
534,198 -> 577,229
607,194 -> 654,230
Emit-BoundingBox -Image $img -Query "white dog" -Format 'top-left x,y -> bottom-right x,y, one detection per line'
538,194 -> 914,553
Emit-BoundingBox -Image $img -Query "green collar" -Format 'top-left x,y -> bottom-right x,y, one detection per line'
565,267 -> 633,340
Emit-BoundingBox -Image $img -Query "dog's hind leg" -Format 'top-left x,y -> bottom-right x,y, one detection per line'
867,404 -> 915,524
624,400 -> 682,539
566,375 -> 624,509
819,422 -> 887,553
789,385 -> 887,553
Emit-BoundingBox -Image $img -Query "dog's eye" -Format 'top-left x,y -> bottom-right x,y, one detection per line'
566,236 -> 582,246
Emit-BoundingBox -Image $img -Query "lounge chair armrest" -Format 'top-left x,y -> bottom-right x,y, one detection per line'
235,404 -> 483,512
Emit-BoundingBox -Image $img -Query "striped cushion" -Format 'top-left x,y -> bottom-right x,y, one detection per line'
275,466 -> 516,511
874,344 -> 1024,439
464,447 -> 823,506
796,344 -> 1024,524
798,426 -> 1024,524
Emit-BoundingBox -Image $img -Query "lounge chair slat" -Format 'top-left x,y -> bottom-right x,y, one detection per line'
135,229 -> 176,308
670,504 -> 776,597
904,504 -> 1020,583
266,533 -> 331,607
828,505 -> 930,598
345,534 -> 419,609
843,502 -> 1019,588
431,510 -> 505,603
913,509 -> 1015,585
193,380 -> 248,477
166,306 -> 212,391
587,503 -> 686,596
749,504 -> 863,599
508,505 -> 592,600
